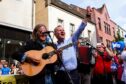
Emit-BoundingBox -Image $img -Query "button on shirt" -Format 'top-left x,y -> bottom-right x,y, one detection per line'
56,22 -> 86,71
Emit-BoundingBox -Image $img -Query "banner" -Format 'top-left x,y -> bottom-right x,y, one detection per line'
0,75 -> 16,84
111,41 -> 125,52
0,75 -> 29,84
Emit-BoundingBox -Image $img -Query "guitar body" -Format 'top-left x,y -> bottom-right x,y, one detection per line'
21,46 -> 57,76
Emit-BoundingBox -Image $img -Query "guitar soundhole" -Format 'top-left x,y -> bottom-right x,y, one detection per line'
42,53 -> 49,59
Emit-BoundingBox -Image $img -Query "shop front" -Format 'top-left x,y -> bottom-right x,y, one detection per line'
0,25 -> 31,63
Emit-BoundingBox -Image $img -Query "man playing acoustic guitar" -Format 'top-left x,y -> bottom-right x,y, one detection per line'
12,24 -> 57,84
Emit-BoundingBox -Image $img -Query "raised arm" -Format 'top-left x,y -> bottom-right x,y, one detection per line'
72,19 -> 87,44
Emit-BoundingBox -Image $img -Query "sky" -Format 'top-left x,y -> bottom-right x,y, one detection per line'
62,0 -> 126,31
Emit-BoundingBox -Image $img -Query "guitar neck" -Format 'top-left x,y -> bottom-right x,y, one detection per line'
48,43 -> 73,55
47,42 -> 76,58
59,43 -> 73,50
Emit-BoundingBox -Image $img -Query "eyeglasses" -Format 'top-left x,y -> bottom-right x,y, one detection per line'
38,31 -> 43,34
38,31 -> 47,36
97,47 -> 102,48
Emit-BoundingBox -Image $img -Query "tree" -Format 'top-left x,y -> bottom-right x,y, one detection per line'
114,31 -> 124,42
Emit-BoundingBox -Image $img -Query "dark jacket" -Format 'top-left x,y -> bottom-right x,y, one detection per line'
11,39 -> 57,84
12,39 -> 56,62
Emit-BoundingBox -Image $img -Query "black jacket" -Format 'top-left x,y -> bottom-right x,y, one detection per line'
12,39 -> 57,62
11,39 -> 57,84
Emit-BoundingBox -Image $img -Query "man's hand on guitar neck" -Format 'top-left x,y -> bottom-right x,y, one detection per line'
55,49 -> 63,56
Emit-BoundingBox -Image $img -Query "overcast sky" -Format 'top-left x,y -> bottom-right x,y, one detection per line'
62,0 -> 126,31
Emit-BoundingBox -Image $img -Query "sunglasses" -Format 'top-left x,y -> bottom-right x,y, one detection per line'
97,46 -> 102,48
38,31 -> 47,36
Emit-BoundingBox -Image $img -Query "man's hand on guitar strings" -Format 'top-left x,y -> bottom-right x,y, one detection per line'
56,49 -> 63,56
24,56 -> 40,65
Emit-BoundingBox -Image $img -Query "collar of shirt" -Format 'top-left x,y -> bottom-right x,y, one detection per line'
56,38 -> 77,71
57,39 -> 65,45
37,40 -> 47,47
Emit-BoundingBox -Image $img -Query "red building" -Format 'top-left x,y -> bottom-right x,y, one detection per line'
86,4 -> 117,47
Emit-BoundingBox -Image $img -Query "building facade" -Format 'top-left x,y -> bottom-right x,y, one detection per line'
116,25 -> 126,44
35,0 -> 97,46
86,4 -> 117,47
0,0 -> 34,61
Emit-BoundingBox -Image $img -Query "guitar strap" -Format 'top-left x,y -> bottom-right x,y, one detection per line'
57,52 -> 74,84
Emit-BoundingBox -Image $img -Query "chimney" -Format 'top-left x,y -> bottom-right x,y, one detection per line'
87,6 -> 92,14
86,6 -> 92,18
76,7 -> 80,12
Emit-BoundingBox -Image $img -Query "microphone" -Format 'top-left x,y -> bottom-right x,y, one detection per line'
42,31 -> 53,34
86,42 -> 90,46
85,42 -> 95,49
86,42 -> 104,56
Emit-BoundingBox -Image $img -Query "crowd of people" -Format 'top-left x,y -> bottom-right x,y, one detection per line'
0,17 -> 126,84
0,60 -> 23,75
77,40 -> 126,84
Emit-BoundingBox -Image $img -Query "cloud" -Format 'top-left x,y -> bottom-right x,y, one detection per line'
115,16 -> 126,23
115,16 -> 126,30
122,24 -> 126,29
119,5 -> 126,17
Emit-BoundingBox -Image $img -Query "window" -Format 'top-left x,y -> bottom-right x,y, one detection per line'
108,26 -> 111,35
104,22 -> 111,35
106,39 -> 111,48
104,22 -> 107,33
69,23 -> 75,36
118,29 -> 120,33
122,31 -> 123,37
113,30 -> 115,37
58,19 -> 64,27
88,30 -> 91,41
98,37 -> 103,43
98,18 -> 102,30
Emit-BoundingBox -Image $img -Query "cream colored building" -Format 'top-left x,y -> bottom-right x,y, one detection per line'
0,0 -> 34,31
0,0 -> 34,60
35,0 -> 97,46
116,25 -> 126,44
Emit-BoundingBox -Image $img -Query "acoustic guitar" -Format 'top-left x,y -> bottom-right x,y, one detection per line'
21,43 -> 73,76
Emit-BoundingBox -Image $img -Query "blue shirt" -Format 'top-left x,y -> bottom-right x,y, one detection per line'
56,22 -> 87,71
1,67 -> 10,75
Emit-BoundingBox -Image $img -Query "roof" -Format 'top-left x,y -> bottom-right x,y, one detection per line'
49,0 -> 85,18
48,0 -> 95,24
